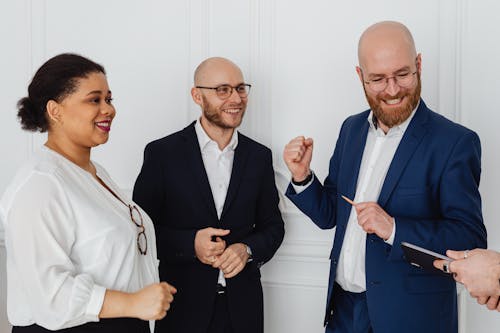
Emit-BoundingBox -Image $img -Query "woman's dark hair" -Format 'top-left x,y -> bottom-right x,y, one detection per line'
17,53 -> 106,132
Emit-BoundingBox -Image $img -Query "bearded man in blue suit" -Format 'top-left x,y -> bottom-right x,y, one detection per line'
283,21 -> 486,333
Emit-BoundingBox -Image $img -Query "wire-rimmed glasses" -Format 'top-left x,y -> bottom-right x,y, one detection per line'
363,71 -> 417,92
129,204 -> 147,255
361,59 -> 419,93
196,83 -> 251,100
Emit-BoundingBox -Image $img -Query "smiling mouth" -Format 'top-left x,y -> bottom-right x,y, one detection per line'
222,108 -> 241,114
95,121 -> 111,132
383,97 -> 404,105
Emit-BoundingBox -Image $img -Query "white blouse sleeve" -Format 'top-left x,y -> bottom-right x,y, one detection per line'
6,172 -> 106,330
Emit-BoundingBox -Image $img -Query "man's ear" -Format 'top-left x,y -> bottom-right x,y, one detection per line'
46,100 -> 62,124
416,53 -> 422,75
356,66 -> 364,84
191,87 -> 203,107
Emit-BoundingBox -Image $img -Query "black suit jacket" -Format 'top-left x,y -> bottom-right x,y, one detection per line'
133,122 -> 285,333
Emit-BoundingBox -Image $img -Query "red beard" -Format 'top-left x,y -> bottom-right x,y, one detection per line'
364,74 -> 421,128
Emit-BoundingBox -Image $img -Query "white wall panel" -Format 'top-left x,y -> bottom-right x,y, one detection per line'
263,282 -> 326,333
262,213 -> 331,332
0,1 -> 32,331
271,0 -> 442,186
459,0 -> 500,330
42,0 -> 192,189
0,0 -> 32,193
1,1 -> 499,332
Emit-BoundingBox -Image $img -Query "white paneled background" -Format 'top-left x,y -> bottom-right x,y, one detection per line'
1,0 -> 499,332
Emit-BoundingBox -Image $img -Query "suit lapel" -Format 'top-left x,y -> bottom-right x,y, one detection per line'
378,101 -> 429,207
181,123 -> 218,219
221,133 -> 249,220
336,118 -> 370,229
345,120 -> 370,200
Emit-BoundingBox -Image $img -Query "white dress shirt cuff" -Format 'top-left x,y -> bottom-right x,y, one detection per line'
384,218 -> 396,245
85,285 -> 106,321
291,172 -> 315,194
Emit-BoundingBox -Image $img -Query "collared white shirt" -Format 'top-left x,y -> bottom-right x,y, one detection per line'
294,106 -> 417,293
0,146 -> 159,330
194,119 -> 238,286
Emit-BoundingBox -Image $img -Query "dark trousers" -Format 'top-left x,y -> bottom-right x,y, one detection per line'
12,318 -> 149,333
326,283 -> 373,333
207,285 -> 234,333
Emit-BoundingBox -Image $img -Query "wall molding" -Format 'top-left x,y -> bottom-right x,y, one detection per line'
275,239 -> 330,261
262,278 -> 328,290
247,0 -> 275,147
187,0 -> 211,122
438,3 -> 468,331
454,0 -> 467,124
29,0 -> 48,153
437,0 -> 466,123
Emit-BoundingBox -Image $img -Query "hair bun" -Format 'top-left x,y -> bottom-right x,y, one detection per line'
17,96 -> 47,132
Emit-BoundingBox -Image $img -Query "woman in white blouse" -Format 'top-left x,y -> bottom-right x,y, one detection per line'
0,53 -> 176,332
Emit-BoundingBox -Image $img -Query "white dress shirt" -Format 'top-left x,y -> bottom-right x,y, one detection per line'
294,108 -> 416,293
0,146 -> 159,330
195,120 -> 238,287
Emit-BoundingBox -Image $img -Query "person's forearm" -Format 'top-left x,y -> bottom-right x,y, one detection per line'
483,251 -> 500,296
99,290 -> 135,319
99,282 -> 175,321
495,263 -> 500,296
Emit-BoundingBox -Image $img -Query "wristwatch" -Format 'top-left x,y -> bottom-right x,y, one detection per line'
246,245 -> 253,261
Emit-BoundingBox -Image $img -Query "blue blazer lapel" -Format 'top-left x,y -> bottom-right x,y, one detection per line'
378,101 -> 429,208
345,120 -> 370,199
337,117 -> 370,228
221,133 -> 248,220
181,124 -> 218,219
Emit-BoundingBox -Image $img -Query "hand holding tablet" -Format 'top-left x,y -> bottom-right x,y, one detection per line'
401,242 -> 454,277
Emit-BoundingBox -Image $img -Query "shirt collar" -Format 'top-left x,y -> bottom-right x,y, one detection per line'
194,119 -> 239,152
367,100 -> 420,136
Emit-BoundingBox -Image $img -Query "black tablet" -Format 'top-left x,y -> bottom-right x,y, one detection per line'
401,241 -> 453,277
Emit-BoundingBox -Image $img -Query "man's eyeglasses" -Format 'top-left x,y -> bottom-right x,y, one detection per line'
361,62 -> 418,93
196,83 -> 252,100
129,204 -> 147,255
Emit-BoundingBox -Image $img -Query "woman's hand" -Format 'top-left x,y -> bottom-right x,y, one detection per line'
130,282 -> 177,320
100,282 -> 177,320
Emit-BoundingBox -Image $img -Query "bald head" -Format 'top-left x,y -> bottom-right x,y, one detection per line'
194,57 -> 244,86
356,21 -> 422,131
358,21 -> 416,69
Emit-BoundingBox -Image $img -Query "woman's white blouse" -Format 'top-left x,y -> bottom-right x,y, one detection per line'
0,146 -> 159,330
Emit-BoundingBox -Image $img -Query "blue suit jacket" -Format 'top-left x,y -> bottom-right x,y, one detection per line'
133,122 -> 284,333
286,100 -> 486,333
